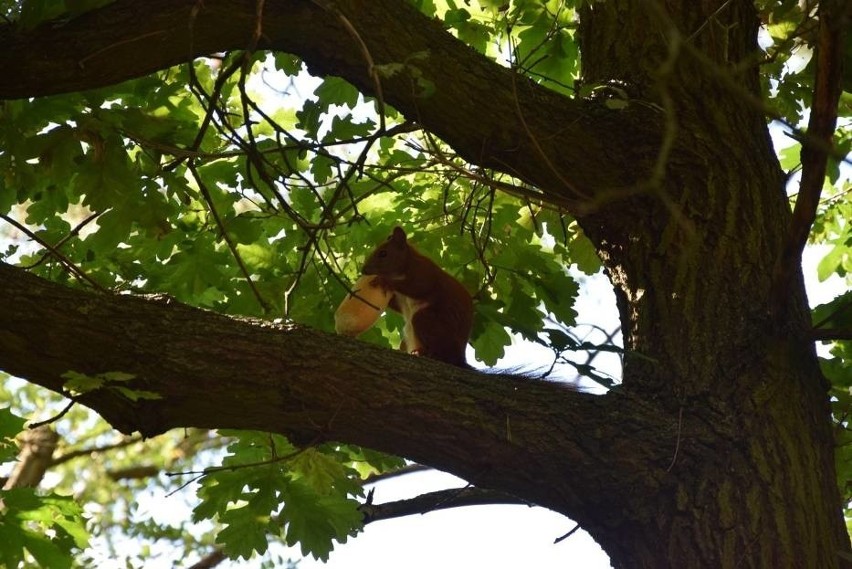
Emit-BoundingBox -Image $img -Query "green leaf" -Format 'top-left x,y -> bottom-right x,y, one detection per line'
110,386 -> 162,401
273,53 -> 303,75
192,470 -> 250,522
100,371 -> 136,382
0,407 -> 26,464
818,242 -> 851,281
296,99 -> 322,140
813,291 -> 852,331
545,328 -> 579,352
290,448 -> 362,497
61,370 -> 105,394
444,7 -> 471,25
0,407 -> 26,442
314,76 -> 360,110
217,504 -> 275,560
61,370 -> 161,401
565,229 -> 602,275
344,447 -> 406,478
0,489 -> 89,569
280,481 -> 362,561
778,142 -> 802,172
323,115 -> 375,142
0,521 -> 26,569
471,301 -> 512,365
20,532 -> 71,569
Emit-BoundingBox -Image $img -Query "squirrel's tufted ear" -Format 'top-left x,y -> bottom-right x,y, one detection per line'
390,226 -> 407,243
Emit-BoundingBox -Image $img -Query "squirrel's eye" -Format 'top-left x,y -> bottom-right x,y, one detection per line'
378,250 -> 387,258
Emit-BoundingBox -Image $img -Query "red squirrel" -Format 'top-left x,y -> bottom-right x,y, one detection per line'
361,227 -> 474,367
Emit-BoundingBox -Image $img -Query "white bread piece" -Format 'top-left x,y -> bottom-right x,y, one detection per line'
334,274 -> 392,336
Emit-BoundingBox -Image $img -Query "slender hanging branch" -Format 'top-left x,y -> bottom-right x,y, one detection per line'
188,161 -> 271,313
0,214 -> 104,291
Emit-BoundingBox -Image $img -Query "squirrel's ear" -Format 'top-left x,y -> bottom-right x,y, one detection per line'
390,227 -> 407,243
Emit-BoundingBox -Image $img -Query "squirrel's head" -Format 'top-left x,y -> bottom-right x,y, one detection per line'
362,227 -> 410,276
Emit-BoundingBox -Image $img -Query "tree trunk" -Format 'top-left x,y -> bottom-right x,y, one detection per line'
574,2 -> 848,566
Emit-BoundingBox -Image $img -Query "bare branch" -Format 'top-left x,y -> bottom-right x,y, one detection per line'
2,426 -> 59,489
51,435 -> 144,466
363,463 -> 432,485
27,400 -> 76,430
812,328 -> 852,342
359,487 -> 529,525
773,0 -> 846,305
186,549 -> 227,569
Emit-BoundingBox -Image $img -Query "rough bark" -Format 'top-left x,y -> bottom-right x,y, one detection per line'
0,0 -> 849,567
575,2 -> 848,567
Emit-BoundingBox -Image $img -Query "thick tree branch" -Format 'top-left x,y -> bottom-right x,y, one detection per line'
813,328 -> 852,342
0,0 -> 659,206
774,0 -> 846,304
2,426 -> 59,489
0,261 -> 682,527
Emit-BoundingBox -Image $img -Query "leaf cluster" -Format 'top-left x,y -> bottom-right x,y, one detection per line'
191,431 -> 403,562
0,408 -> 89,569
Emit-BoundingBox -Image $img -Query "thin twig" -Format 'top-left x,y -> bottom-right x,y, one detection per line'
51,435 -> 144,466
554,523 -> 581,544
20,210 -> 102,270
27,400 -> 76,430
188,161 -> 270,313
310,0 -> 387,132
0,214 -> 104,290
507,35 -> 588,199
666,406 -> 684,472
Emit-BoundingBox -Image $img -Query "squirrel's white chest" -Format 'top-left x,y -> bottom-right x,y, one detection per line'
394,293 -> 428,353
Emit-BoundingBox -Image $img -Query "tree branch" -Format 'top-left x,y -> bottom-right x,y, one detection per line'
50,435 -> 144,466
0,261 -> 677,526
186,549 -> 227,569
363,463 -> 432,485
773,0 -> 846,304
359,487 -> 528,525
812,328 -> 852,342
0,0 -> 659,207
2,426 -> 59,489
